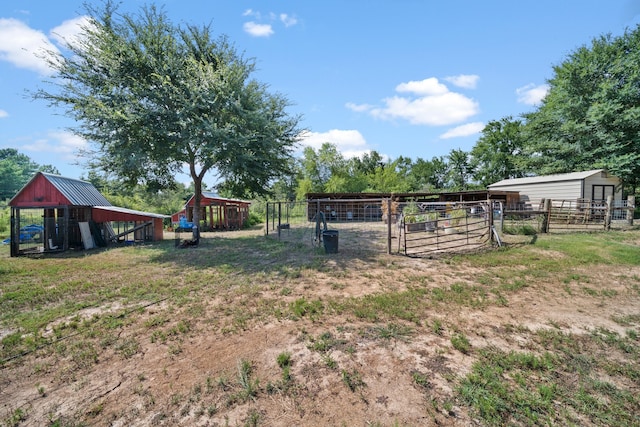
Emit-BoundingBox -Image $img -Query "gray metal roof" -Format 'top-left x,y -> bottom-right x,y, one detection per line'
93,205 -> 169,219
488,169 -> 606,188
42,172 -> 112,206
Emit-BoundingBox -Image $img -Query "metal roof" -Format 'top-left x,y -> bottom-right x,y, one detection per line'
488,169 -> 608,188
42,172 -> 112,206
185,191 -> 251,206
92,205 -> 169,219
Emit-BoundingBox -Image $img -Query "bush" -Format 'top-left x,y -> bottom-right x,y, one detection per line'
0,204 -> 10,236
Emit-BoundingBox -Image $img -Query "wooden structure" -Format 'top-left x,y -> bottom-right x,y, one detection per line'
488,169 -> 622,209
305,190 -> 519,222
171,191 -> 250,231
8,172 -> 167,256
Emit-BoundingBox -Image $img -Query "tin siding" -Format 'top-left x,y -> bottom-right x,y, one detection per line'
490,180 -> 583,206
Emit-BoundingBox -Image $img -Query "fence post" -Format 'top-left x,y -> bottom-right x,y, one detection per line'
628,195 -> 635,226
265,202 -> 270,236
541,199 -> 550,233
605,195 -> 613,230
386,198 -> 392,254
488,199 -> 494,244
277,202 -> 282,239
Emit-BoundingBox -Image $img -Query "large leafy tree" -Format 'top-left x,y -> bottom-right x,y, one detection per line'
35,2 -> 302,226
0,149 -> 59,200
524,25 -> 640,193
471,116 -> 527,187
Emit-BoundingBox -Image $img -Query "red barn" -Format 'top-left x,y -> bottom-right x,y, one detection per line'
8,172 -> 167,256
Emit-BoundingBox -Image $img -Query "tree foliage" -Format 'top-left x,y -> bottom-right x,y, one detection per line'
524,25 -> 640,192
471,117 -> 527,187
34,1 -> 303,224
0,149 -> 59,200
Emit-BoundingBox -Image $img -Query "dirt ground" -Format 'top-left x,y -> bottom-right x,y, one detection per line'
1,228 -> 639,426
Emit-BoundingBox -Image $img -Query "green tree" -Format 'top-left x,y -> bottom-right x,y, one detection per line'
409,156 -> 448,191
446,149 -> 473,190
471,116 -> 527,187
367,156 -> 414,192
0,149 -> 59,200
34,2 -> 302,227
523,25 -> 640,193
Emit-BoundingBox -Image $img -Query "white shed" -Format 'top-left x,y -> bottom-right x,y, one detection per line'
488,169 -> 622,208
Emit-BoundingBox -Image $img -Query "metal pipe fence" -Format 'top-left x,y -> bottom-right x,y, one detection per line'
266,199 -> 496,256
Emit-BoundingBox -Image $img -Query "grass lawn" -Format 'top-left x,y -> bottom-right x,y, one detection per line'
1,226 -> 640,426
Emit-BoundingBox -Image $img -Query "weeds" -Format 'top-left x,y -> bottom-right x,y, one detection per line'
451,333 -> 471,354
341,369 -> 365,392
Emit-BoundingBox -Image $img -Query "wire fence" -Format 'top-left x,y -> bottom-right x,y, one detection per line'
499,197 -> 636,233
265,199 -> 497,256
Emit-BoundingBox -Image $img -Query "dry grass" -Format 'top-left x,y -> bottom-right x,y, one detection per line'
1,226 -> 639,426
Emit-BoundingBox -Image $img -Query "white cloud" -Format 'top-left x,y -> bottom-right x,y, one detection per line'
243,21 -> 274,37
440,122 -> 485,139
0,109 -> 8,118
49,15 -> 91,49
358,77 -> 480,126
299,129 -> 370,158
21,130 -> 87,160
242,9 -> 297,36
280,13 -> 298,27
345,102 -> 373,113
396,77 -> 448,96
0,18 -> 60,75
516,83 -> 549,105
445,74 -> 479,89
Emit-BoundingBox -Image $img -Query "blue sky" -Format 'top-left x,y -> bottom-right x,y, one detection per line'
1,1 -> 640,187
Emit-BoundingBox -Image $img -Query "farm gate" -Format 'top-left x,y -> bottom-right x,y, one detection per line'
500,196 -> 635,233
265,198 -> 496,256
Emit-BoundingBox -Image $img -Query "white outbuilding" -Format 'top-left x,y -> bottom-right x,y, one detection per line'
488,169 -> 623,208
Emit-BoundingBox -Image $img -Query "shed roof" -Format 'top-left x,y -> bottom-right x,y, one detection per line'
92,205 -> 169,220
488,169 -> 608,188
10,172 -> 112,206
185,191 -> 251,206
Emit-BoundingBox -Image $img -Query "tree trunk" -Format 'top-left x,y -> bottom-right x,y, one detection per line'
192,177 -> 202,242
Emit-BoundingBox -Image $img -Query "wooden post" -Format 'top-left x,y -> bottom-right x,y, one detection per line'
605,195 -> 613,230
541,199 -> 550,233
628,195 -> 635,226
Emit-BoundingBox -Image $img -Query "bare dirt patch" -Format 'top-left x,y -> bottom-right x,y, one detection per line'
1,228 -> 639,426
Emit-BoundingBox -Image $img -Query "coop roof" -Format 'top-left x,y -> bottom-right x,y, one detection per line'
92,205 -> 169,222
185,191 -> 251,206
10,172 -> 112,207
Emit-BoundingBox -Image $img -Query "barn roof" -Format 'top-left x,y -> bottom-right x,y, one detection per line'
44,173 -> 112,206
488,169 -> 609,188
10,172 -> 112,206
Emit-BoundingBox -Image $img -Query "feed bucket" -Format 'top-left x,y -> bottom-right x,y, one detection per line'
322,230 -> 339,254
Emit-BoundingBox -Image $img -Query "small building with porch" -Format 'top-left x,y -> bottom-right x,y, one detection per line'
171,191 -> 251,231
8,172 -> 167,256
